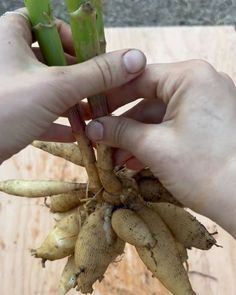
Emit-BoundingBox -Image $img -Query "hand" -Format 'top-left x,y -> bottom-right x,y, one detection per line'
86,60 -> 236,237
0,9 -> 146,164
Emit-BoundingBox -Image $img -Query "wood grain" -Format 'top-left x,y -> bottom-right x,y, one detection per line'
1,27 -> 236,295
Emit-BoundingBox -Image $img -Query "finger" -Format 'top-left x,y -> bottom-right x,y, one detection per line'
0,8 -> 35,66
55,19 -> 75,56
46,49 -> 147,111
86,116 -> 170,169
86,117 -> 148,151
114,149 -> 133,166
114,148 -> 144,170
121,99 -> 166,123
0,10 -> 75,68
104,64 -> 171,113
38,123 -> 75,142
105,60 -> 218,111
70,93 -> 165,122
0,8 -> 31,45
218,71 -> 236,87
126,157 -> 145,171
32,47 -> 77,65
102,64 -> 174,113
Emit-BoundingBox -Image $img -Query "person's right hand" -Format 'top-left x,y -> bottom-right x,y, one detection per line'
86,60 -> 236,238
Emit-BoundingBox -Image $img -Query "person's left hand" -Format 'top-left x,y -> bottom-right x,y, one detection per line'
0,9 -> 146,164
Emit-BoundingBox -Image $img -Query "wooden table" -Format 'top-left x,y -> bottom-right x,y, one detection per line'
0,27 -> 236,295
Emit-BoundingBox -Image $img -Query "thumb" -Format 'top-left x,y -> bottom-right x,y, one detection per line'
48,49 -> 147,108
86,116 -> 169,168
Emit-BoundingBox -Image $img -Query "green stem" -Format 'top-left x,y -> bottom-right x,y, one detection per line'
65,0 -> 83,11
65,0 -> 107,114
86,0 -> 107,115
92,0 -> 106,53
65,1 -> 99,62
24,0 -> 67,66
65,1 -> 103,192
65,0 -> 122,195
25,0 -> 102,193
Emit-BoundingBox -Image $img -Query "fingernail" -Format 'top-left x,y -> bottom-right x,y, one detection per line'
86,120 -> 104,141
123,49 -> 146,74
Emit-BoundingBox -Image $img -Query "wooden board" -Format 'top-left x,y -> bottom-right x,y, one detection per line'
1,26 -> 236,295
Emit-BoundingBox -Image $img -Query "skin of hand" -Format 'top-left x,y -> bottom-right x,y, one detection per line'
86,60 -> 236,238
0,9 -> 146,164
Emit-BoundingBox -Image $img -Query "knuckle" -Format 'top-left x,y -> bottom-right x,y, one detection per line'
184,59 -> 217,84
189,59 -> 214,73
1,12 -> 31,43
219,72 -> 231,80
112,119 -> 130,147
92,55 -> 113,89
219,72 -> 235,86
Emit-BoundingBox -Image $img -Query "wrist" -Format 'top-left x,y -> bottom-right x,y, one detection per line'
199,158 -> 236,239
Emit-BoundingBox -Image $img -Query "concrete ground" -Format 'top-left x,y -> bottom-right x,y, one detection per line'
0,0 -> 236,26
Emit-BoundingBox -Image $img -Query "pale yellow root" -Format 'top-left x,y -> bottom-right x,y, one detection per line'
103,205 -> 117,245
32,141 -> 84,166
53,208 -> 80,223
74,204 -> 125,294
102,191 -> 122,206
49,184 -> 90,212
59,255 -> 78,295
74,134 -> 102,194
97,144 -> 122,195
135,205 -> 195,295
138,178 -> 183,206
111,208 -> 155,247
118,174 -> 140,206
32,211 -> 84,261
0,180 -> 82,197
53,207 -> 87,224
176,242 -> 188,264
148,202 -> 217,250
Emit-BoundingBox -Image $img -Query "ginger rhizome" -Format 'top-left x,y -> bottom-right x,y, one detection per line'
0,1 -> 219,294
0,141 -> 217,295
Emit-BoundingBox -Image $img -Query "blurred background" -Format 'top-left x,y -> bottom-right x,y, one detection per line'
0,0 -> 235,26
